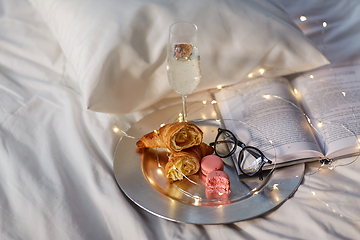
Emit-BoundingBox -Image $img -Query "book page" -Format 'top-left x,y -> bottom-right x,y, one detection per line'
214,77 -> 323,165
291,65 -> 360,159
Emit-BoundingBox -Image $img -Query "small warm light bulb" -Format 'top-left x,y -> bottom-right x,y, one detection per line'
113,126 -> 119,133
194,196 -> 201,206
217,85 -> 222,89
307,117 -> 311,124
273,184 -> 279,190
318,122 -> 323,127
310,75 -> 314,79
248,73 -> 253,78
211,100 -> 217,104
157,169 -> 163,175
342,91 -> 346,97
294,88 -> 298,94
178,113 -> 183,122
202,100 -> 207,105
312,191 -> 316,196
259,69 -> 265,75
263,94 -> 270,99
300,16 -> 307,21
323,21 -> 328,27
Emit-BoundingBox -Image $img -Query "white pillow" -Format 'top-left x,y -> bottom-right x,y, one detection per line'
29,0 -> 329,113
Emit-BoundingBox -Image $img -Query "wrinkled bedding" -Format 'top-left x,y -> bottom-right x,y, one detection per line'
0,0 -> 359,239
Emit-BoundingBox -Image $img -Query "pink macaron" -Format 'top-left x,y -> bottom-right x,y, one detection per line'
201,155 -> 224,176
205,170 -> 231,194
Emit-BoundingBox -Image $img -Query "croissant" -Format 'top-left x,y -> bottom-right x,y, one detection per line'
136,122 -> 203,152
165,142 -> 214,182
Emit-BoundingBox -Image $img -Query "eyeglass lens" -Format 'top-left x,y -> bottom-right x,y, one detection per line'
214,130 -> 237,158
239,147 -> 264,175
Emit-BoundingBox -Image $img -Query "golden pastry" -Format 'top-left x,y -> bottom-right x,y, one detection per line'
165,142 -> 214,182
136,122 -> 203,152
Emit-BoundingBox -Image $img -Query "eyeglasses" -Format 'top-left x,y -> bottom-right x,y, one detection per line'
210,128 -> 272,181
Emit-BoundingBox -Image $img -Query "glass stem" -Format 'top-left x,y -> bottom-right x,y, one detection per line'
182,95 -> 188,122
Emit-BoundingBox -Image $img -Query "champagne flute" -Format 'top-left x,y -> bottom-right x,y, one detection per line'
167,21 -> 201,122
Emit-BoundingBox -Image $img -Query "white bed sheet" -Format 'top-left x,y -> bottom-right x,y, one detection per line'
0,0 -> 360,239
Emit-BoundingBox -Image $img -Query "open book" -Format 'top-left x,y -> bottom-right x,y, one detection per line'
213,65 -> 360,171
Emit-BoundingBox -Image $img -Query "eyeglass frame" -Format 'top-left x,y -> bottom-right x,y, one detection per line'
210,128 -> 272,181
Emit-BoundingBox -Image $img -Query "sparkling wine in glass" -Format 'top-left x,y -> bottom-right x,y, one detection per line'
167,21 -> 201,122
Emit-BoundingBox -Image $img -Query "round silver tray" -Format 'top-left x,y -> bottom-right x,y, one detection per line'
113,102 -> 304,224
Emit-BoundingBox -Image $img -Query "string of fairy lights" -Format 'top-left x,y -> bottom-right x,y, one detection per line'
112,74 -> 359,211
109,15 -> 360,222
